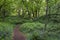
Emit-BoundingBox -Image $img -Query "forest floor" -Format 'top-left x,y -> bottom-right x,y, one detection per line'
13,24 -> 26,40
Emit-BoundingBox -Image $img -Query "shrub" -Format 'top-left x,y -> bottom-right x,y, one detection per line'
20,22 -> 45,33
20,22 -> 45,40
0,22 -> 14,40
19,22 -> 60,40
5,17 -> 33,24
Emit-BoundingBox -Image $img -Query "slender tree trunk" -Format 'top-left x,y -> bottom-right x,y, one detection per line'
35,10 -> 37,18
1,0 -> 6,21
18,9 -> 20,17
22,10 -> 25,18
45,0 -> 49,30
28,11 -> 31,18
2,8 -> 6,21
32,10 -> 35,19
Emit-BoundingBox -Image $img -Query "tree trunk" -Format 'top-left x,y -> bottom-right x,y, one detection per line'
2,8 -> 6,21
45,0 -> 49,30
28,11 -> 31,18
17,9 -> 20,17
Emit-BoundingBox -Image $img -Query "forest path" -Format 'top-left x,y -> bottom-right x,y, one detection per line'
13,24 -> 26,40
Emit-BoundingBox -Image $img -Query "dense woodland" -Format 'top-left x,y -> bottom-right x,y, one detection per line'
0,0 -> 60,40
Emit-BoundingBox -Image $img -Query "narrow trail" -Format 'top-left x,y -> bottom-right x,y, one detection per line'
13,24 -> 26,40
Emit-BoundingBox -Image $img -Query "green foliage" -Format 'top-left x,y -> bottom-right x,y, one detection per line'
4,17 -> 33,24
39,14 -> 60,23
20,23 -> 45,40
19,22 -> 60,40
0,22 -> 14,40
0,0 -> 60,40
20,22 -> 45,33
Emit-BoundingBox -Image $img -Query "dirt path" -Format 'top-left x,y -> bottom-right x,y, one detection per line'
13,24 -> 26,40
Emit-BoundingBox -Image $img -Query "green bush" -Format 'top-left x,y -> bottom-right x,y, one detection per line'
5,17 -> 33,24
19,22 -> 60,40
0,22 -> 14,40
45,23 -> 60,40
20,22 -> 45,40
20,22 -> 45,33
39,14 -> 60,23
